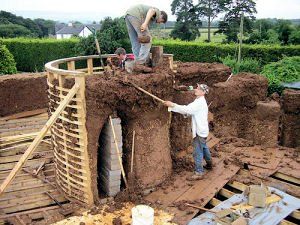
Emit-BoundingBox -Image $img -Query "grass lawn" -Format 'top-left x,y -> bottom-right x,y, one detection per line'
151,28 -> 226,43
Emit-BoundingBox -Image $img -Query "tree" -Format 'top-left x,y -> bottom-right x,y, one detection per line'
216,0 -> 257,43
0,24 -> 32,38
34,18 -> 56,36
170,0 -> 202,41
276,20 -> 293,45
75,17 -> 130,55
0,11 -> 42,37
197,0 -> 229,42
289,30 -> 300,45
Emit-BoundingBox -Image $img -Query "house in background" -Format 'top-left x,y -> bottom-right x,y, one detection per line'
55,23 -> 101,39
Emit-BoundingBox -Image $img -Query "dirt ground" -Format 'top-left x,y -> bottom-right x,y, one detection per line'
1,61 -> 299,225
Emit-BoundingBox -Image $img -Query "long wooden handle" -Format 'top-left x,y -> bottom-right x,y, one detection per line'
130,82 -> 165,103
109,116 -> 128,188
0,84 -> 80,196
130,130 -> 135,173
185,203 -> 217,213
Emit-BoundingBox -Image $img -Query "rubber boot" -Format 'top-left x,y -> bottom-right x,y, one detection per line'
204,160 -> 213,170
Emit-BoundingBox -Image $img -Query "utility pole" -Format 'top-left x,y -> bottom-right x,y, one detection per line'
237,13 -> 244,73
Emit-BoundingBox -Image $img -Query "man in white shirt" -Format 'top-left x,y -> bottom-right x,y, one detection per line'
164,84 -> 212,180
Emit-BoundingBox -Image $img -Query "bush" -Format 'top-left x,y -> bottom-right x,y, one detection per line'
289,30 -> 300,45
1,38 -> 78,72
261,56 -> 300,94
153,39 -> 300,64
0,44 -> 17,75
220,55 -> 261,74
75,17 -> 130,56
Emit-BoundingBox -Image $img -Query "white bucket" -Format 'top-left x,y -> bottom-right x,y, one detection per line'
131,205 -> 154,225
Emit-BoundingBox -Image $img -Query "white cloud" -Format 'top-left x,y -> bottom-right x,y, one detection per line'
0,0 -> 299,21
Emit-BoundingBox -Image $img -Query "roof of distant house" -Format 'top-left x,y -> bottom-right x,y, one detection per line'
56,24 -> 101,35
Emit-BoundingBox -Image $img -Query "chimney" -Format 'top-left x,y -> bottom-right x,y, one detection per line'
68,22 -> 73,27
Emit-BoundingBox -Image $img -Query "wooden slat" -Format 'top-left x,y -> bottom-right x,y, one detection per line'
0,84 -> 80,195
219,188 -> 235,198
273,172 -> 300,185
209,197 -> 221,206
1,195 -> 67,214
0,109 -> 47,122
0,151 -> 53,164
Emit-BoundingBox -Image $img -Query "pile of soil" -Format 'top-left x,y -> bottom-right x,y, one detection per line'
175,62 -> 231,86
0,73 -> 48,116
209,73 -> 269,139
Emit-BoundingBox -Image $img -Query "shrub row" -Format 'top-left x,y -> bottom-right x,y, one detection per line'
154,39 -> 300,65
1,38 -> 79,72
1,38 -> 300,72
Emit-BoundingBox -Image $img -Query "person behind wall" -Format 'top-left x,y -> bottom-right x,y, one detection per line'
114,47 -> 135,70
163,84 -> 213,180
106,47 -> 134,71
125,4 -> 168,71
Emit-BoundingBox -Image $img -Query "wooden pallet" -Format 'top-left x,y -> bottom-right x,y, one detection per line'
203,170 -> 300,225
0,112 -> 70,224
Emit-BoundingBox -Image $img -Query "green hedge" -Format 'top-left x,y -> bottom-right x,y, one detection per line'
1,38 -> 300,72
0,44 -> 17,75
153,39 -> 300,65
1,38 -> 79,72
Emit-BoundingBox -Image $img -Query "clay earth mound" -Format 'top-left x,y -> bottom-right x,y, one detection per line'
0,73 -> 48,116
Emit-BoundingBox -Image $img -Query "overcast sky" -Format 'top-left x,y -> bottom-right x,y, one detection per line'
1,0 -> 299,22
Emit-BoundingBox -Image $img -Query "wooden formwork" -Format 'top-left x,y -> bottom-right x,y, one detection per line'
45,54 -> 174,206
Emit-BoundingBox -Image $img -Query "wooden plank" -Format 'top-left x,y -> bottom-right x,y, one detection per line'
1,176 -> 55,192
273,172 -> 300,185
170,164 -> 240,225
0,151 -> 53,164
209,197 -> 221,206
0,190 -> 62,207
1,195 -> 67,214
0,109 -> 47,122
74,76 -> 94,206
280,221 -> 297,225
219,188 -> 235,198
0,114 -> 47,126
0,157 -> 53,171
0,84 -> 80,196
0,204 -> 71,219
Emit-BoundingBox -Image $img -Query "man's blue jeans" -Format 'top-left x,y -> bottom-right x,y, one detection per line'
125,15 -> 151,64
193,136 -> 212,173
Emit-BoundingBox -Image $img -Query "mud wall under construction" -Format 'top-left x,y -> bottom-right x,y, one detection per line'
281,89 -> 300,147
0,73 -> 48,116
84,63 -> 233,202
85,72 -> 174,202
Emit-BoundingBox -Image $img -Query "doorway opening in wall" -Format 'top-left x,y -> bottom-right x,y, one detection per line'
97,116 -> 124,198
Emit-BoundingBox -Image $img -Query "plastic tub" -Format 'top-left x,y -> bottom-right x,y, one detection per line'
131,205 -> 154,225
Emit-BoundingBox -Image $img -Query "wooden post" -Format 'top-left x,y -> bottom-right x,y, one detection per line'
0,84 -> 80,196
237,13 -> 244,73
128,82 -> 165,103
130,130 -> 135,173
151,46 -> 163,67
109,116 -> 128,188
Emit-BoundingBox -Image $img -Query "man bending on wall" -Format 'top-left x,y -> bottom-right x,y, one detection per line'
125,4 -> 168,71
